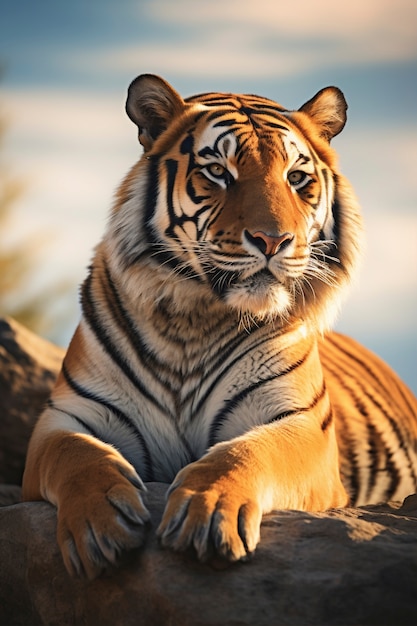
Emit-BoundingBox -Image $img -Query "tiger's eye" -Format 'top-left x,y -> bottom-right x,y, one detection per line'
288,170 -> 304,185
208,163 -> 226,178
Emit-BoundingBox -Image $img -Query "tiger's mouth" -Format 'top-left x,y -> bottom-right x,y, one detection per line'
208,267 -> 280,296
241,269 -> 279,293
208,267 -> 293,319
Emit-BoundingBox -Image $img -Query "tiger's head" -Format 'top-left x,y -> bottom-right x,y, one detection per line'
112,74 -> 362,332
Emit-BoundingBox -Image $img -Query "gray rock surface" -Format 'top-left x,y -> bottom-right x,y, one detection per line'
1,317 -> 417,626
0,317 -> 64,484
1,486 -> 417,626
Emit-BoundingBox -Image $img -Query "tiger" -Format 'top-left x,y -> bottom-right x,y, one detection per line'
22,74 -> 417,581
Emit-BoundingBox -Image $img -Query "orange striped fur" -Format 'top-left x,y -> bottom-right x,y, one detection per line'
23,75 -> 417,580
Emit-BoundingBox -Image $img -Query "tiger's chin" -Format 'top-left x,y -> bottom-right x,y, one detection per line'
224,280 -> 293,324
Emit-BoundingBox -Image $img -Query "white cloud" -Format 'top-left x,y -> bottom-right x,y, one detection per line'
2,87 -> 140,281
2,88 -> 135,149
335,127 -> 417,335
53,0 -> 417,82
147,0 -> 416,40
337,128 -> 417,214
345,211 -> 417,300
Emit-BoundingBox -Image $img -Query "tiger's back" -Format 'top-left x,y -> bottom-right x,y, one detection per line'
321,332 -> 417,506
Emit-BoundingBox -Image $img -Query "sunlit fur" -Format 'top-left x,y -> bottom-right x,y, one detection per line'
23,75 -> 417,580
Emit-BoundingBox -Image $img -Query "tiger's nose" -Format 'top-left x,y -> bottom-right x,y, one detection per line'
245,230 -> 294,256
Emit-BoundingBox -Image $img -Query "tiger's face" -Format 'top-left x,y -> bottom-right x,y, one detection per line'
119,75 -> 362,330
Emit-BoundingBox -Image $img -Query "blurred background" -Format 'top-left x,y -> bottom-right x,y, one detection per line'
0,0 -> 416,393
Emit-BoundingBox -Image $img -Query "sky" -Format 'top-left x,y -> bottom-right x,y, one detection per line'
1,0 -> 416,393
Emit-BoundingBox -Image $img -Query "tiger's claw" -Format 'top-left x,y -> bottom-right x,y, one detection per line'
157,459 -> 262,563
56,462 -> 150,580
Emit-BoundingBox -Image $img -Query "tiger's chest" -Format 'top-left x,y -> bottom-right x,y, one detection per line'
112,313 -> 316,481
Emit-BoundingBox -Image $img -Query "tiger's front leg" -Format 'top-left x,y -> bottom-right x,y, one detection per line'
158,419 -> 348,562
23,429 -> 150,580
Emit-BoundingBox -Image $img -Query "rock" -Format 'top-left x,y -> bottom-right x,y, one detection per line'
1,317 -> 417,625
0,486 -> 416,626
0,484 -> 22,506
0,317 -> 64,484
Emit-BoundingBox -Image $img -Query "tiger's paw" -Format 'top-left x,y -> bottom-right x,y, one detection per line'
56,460 -> 150,580
157,457 -> 262,563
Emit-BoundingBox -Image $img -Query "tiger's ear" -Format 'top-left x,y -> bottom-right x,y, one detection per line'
298,87 -> 347,141
126,74 -> 185,151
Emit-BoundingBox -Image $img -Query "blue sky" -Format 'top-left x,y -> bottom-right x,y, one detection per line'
1,0 -> 416,393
